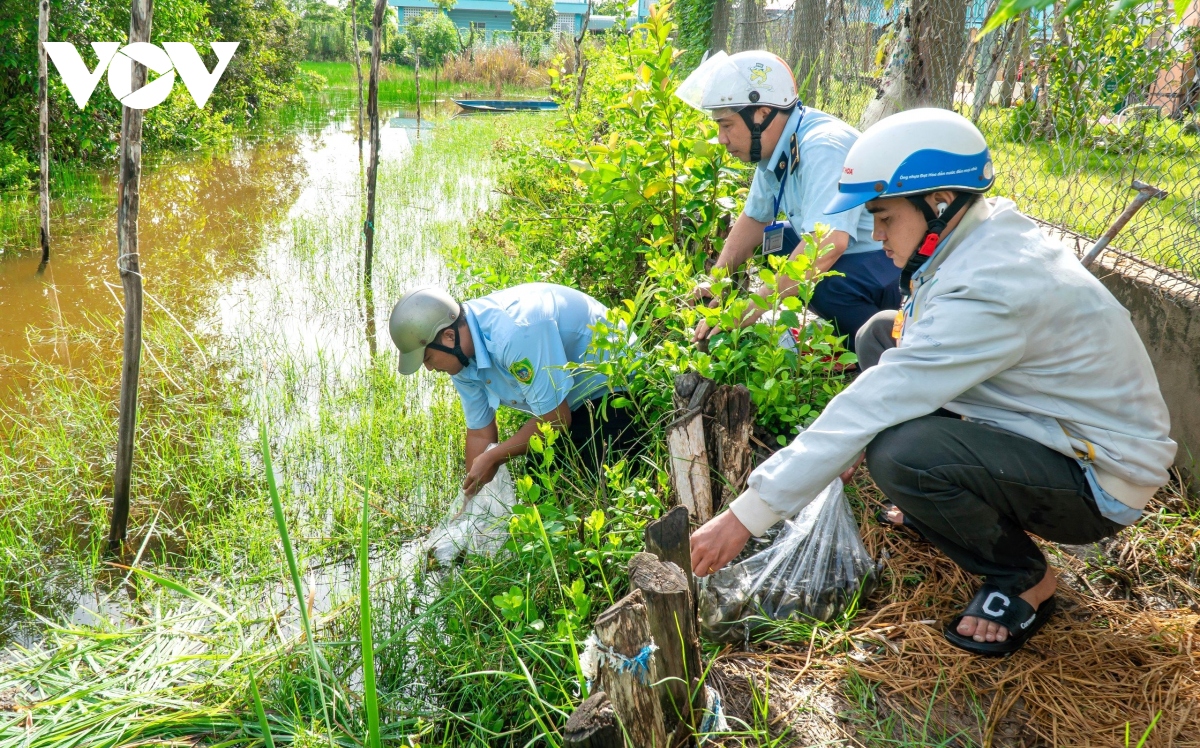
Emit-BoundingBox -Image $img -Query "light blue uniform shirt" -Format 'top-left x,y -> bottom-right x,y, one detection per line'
451,283 -> 612,430
743,106 -> 881,255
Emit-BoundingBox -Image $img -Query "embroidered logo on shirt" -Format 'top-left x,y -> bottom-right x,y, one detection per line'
509,358 -> 534,384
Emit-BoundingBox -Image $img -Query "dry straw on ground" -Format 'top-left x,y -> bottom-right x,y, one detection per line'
712,476 -> 1200,747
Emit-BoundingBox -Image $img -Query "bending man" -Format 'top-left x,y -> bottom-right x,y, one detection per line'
689,109 -> 1175,655
389,283 -> 640,496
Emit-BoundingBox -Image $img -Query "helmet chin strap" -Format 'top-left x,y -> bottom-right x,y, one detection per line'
739,106 -> 781,163
899,192 -> 974,295
426,310 -> 472,369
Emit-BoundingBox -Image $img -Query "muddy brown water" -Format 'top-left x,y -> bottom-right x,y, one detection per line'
0,102 -> 453,410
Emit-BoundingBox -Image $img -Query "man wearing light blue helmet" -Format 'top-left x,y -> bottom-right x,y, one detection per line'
689,108 -> 1174,656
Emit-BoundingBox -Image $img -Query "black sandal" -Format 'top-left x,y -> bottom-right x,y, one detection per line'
943,584 -> 1056,656
874,504 -> 928,542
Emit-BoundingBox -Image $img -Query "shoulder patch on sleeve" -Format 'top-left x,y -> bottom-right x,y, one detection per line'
508,358 -> 534,384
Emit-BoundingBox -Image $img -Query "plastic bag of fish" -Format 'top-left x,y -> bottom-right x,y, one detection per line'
698,478 -> 877,643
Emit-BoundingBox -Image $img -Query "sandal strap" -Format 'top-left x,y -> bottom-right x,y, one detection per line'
961,585 -> 1038,633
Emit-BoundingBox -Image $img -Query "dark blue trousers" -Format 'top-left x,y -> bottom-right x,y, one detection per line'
768,223 -> 901,352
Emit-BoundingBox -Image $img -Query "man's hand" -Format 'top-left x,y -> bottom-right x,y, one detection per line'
840,452 -> 866,484
462,449 -> 500,499
690,281 -> 714,307
690,511 -> 753,577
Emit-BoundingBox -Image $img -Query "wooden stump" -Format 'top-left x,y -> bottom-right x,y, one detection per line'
644,506 -> 693,599
563,691 -> 623,748
594,590 -> 667,747
666,410 -> 712,524
705,384 -> 755,513
666,374 -> 756,521
629,553 -> 703,746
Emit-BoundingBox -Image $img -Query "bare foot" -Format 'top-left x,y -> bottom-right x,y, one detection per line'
956,568 -> 1057,643
883,506 -> 905,526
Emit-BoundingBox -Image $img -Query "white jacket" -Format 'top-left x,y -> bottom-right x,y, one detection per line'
730,197 -> 1176,536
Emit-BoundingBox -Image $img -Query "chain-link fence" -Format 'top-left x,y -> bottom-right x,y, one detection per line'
719,0 -> 1200,279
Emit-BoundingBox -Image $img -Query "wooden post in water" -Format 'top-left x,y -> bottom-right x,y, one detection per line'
414,38 -> 421,132
37,0 -> 50,268
364,0 -> 386,296
352,0 -> 365,160
109,0 -> 153,554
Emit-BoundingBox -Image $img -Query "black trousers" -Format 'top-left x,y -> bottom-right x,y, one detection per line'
857,314 -> 1122,595
563,396 -> 645,475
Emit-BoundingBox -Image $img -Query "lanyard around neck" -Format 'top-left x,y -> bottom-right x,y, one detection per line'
771,107 -> 806,218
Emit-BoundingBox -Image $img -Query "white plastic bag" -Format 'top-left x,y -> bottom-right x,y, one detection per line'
698,478 -> 877,643
425,447 -> 516,566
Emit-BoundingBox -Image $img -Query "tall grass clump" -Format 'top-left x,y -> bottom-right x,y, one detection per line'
441,45 -> 549,93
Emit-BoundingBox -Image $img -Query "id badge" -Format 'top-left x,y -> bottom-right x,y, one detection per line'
762,221 -> 786,257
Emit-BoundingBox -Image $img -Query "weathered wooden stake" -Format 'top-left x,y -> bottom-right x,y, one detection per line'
667,373 -> 714,523
629,553 -> 703,745
594,589 -> 667,747
414,38 -> 421,132
352,0 -> 365,160
704,383 -> 754,512
563,691 -> 623,748
109,0 -> 154,553
644,505 -> 694,601
364,0 -> 386,292
37,0 -> 50,268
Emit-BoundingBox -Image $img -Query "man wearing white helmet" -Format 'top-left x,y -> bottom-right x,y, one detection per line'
690,108 -> 1174,656
676,51 -> 901,352
388,284 -> 641,498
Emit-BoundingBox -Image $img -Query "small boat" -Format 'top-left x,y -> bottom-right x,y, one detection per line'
452,99 -> 559,113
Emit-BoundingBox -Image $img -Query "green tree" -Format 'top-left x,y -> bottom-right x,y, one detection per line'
405,11 -> 458,66
510,0 -> 556,33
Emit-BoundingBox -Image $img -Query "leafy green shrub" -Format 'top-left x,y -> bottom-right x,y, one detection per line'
0,142 -> 33,192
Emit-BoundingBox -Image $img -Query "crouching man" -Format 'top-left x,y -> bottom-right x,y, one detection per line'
689,109 -> 1175,655
389,283 -> 642,498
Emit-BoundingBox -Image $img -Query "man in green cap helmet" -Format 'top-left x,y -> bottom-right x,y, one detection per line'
390,283 -> 642,497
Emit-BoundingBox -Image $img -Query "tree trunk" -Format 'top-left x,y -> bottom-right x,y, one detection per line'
733,0 -> 765,53
352,0 -> 365,160
998,11 -> 1027,108
789,0 -> 827,100
710,0 -> 731,54
365,0 -> 385,301
971,0 -> 1015,121
37,0 -> 50,268
910,0 -> 969,110
110,0 -> 153,554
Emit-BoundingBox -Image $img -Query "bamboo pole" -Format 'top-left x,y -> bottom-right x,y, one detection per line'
364,0 -> 386,296
110,0 -> 153,554
37,0 -> 50,268
352,0 -> 365,160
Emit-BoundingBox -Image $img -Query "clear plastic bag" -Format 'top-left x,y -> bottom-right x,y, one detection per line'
698,478 -> 877,643
425,447 -> 516,566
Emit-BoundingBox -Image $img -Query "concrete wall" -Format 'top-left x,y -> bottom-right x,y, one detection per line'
1089,251 -> 1200,484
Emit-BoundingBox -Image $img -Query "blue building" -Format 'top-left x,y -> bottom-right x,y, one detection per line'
389,0 -> 650,36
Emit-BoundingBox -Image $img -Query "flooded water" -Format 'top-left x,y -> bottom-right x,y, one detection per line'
0,99 -> 459,410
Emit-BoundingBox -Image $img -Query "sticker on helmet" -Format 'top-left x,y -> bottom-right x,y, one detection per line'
748,63 -> 772,88
509,358 -> 535,384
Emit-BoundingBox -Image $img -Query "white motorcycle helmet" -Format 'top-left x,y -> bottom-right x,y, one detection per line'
824,108 -> 995,294
675,50 -> 800,163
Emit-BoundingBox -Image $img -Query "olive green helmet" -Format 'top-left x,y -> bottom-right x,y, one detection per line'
389,286 -> 462,375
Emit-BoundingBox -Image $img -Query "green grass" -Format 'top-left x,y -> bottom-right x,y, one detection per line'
0,69 -> 564,739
